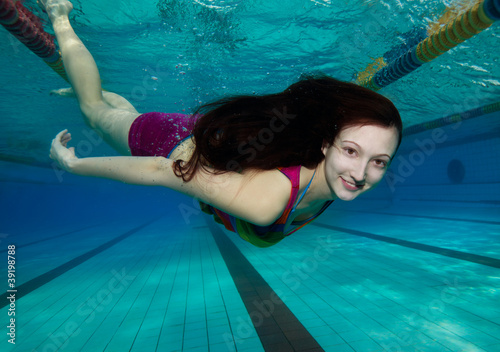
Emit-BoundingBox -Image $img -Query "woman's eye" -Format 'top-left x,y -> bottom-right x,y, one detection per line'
374,159 -> 387,168
344,148 -> 357,156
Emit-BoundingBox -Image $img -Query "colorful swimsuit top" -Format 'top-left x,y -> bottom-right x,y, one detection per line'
200,165 -> 333,247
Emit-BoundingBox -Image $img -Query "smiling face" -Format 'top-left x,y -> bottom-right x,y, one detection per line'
322,124 -> 400,201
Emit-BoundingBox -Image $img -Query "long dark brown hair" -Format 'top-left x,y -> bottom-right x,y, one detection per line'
173,75 -> 402,181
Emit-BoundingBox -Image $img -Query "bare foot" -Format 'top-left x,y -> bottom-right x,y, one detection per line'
38,0 -> 73,21
50,87 -> 75,97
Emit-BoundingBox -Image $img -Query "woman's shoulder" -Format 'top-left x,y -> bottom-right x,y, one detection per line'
201,168 -> 292,227
239,169 -> 293,225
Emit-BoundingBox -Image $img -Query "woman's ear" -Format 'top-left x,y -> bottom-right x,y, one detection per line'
321,140 -> 330,156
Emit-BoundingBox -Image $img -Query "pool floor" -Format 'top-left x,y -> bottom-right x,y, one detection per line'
1,203 -> 499,352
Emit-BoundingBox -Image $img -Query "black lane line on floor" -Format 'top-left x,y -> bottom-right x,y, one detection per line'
0,219 -> 158,309
329,209 -> 500,226
0,224 -> 103,253
313,223 -> 500,269
206,217 -> 325,352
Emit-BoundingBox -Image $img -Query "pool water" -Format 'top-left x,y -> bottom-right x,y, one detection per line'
1,0 -> 499,351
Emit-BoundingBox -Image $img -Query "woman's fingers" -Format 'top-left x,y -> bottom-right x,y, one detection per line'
61,133 -> 72,147
56,129 -> 68,140
50,129 -> 70,159
55,129 -> 71,146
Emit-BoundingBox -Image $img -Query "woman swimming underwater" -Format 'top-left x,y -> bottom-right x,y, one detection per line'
44,0 -> 403,247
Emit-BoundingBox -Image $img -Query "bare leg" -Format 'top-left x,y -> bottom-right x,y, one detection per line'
50,87 -> 139,112
41,0 -> 140,155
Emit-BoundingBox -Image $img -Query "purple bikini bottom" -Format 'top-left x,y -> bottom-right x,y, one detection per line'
128,112 -> 195,158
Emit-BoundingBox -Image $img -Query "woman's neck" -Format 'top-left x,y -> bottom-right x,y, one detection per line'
301,162 -> 336,205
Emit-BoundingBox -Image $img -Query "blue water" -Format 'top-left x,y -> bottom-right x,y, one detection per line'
1,0 -> 500,351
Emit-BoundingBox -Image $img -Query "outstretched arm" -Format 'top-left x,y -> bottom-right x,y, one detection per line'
50,130 -> 289,226
51,130 -> 205,192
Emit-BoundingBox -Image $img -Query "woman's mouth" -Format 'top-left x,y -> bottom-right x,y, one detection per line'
341,177 -> 364,191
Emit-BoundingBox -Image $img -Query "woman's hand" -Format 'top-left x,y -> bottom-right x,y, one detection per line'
50,129 -> 78,172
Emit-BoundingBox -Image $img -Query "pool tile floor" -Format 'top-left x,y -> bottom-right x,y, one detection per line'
1,205 -> 499,351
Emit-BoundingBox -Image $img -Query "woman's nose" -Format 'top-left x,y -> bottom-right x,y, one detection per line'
350,162 -> 367,184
